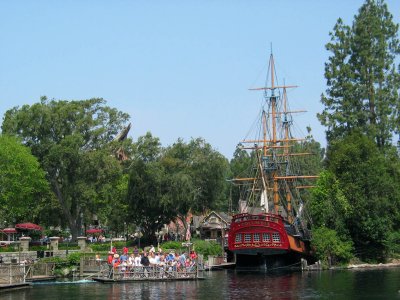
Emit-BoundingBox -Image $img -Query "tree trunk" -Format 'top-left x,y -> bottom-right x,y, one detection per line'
51,179 -> 81,241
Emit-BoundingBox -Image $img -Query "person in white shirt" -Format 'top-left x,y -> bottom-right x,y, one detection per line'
128,254 -> 135,266
134,254 -> 141,266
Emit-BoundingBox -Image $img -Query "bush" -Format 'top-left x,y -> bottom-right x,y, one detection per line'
0,245 -> 17,252
67,252 -> 83,265
193,240 -> 222,259
89,241 -> 129,252
30,245 -> 47,251
89,244 -> 111,252
384,231 -> 400,256
311,226 -> 353,267
59,243 -> 80,250
160,241 -> 183,250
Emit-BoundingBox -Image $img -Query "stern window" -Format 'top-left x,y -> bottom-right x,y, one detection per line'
262,233 -> 270,242
235,234 -> 242,243
272,233 -> 281,242
244,234 -> 251,242
253,233 -> 260,242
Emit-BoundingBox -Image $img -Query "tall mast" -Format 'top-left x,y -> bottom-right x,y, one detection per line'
283,87 -> 293,222
233,51 -> 318,222
269,54 -> 280,214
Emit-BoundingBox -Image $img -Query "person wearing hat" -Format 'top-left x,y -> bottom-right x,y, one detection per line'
112,253 -> 120,268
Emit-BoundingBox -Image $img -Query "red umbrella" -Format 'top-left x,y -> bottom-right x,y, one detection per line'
86,228 -> 103,234
15,223 -> 43,231
1,228 -> 17,234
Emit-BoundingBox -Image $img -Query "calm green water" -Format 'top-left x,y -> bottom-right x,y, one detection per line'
1,268 -> 400,299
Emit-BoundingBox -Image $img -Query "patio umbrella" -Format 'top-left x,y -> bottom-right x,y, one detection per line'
1,228 -> 17,234
15,223 -> 43,231
86,228 -> 103,234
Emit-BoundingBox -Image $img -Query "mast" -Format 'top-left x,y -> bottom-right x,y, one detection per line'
282,87 -> 293,222
233,51 -> 318,225
269,54 -> 280,214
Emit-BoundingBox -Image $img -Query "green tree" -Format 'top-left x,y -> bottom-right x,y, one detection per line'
126,132 -> 173,241
126,159 -> 173,241
309,171 -> 351,238
162,138 -> 229,214
0,135 -> 50,223
1,97 -> 129,240
326,132 -> 400,260
126,136 -> 229,242
160,138 -> 229,236
134,132 -> 163,162
311,226 -> 353,267
319,0 -> 400,148
228,146 -> 253,212
97,173 -> 130,235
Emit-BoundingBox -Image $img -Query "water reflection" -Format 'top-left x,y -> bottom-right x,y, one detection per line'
1,268 -> 400,300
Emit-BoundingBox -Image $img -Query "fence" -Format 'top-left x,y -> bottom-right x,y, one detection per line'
24,262 -> 55,279
0,264 -> 25,285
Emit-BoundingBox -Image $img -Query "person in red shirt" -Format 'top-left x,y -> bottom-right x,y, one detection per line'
107,252 -> 113,265
190,250 -> 197,260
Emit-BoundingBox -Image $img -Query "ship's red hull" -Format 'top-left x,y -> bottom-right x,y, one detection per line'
228,213 -> 311,268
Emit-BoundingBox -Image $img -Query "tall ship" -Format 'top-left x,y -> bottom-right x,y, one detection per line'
227,52 -> 318,269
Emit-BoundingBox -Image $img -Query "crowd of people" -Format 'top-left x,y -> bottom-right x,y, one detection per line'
105,245 -> 198,276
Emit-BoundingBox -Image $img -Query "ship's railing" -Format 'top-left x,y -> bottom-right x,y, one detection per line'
232,213 -> 283,225
99,264 -> 199,280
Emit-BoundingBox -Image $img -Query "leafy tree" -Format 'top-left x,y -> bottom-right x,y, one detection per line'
311,226 -> 353,267
1,97 -> 129,240
319,0 -> 400,148
126,132 -> 170,240
290,132 -> 325,208
97,173 -> 130,235
326,132 -> 400,260
228,146 -> 253,212
309,171 -> 351,238
162,138 -> 229,216
0,135 -> 50,224
127,136 -> 229,242
134,132 -> 163,162
126,159 -> 173,241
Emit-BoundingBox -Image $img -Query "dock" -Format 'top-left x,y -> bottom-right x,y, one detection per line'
0,282 -> 32,291
204,262 -> 236,271
25,275 -> 56,282
0,264 -> 32,291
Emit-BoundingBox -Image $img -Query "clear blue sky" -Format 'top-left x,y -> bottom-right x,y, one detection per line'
1,1 -> 399,158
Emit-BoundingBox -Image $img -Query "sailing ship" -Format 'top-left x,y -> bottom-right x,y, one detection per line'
227,52 -> 318,269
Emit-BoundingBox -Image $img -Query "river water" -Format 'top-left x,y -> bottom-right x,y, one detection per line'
1,268 -> 400,299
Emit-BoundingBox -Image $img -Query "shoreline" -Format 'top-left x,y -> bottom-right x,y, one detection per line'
331,259 -> 400,270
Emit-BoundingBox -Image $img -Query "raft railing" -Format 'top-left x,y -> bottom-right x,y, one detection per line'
97,262 -> 203,281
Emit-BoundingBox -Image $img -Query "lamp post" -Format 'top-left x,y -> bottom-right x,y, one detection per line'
155,231 -> 162,251
134,228 -> 143,250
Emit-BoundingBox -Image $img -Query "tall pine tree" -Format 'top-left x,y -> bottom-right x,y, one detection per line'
319,0 -> 400,149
